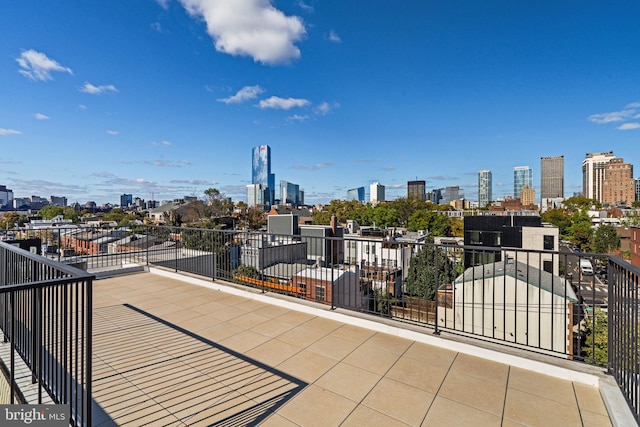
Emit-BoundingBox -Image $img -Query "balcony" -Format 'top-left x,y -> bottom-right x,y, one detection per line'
1,226 -> 638,426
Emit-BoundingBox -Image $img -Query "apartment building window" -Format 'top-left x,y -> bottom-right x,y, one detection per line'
543,235 -> 554,250
299,282 -> 306,294
315,285 -> 325,302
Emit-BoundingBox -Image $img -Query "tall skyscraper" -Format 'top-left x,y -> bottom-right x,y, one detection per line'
246,184 -> 265,208
120,194 -> 133,208
370,182 -> 385,205
540,156 -> 564,200
478,170 -> 492,208
252,145 -> 275,208
513,166 -> 533,199
441,186 -> 463,205
582,151 -> 615,202
347,187 -> 365,202
602,158 -> 635,206
636,179 -> 640,203
280,180 -> 301,205
407,180 -> 426,200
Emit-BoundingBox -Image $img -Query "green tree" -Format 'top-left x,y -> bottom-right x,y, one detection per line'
38,205 -> 64,220
563,196 -> 601,212
203,188 -> 233,218
592,224 -> 620,254
233,265 -> 260,279
237,207 -> 267,230
0,212 -> 20,229
407,211 -> 451,236
404,236 -> 459,300
583,307 -> 608,367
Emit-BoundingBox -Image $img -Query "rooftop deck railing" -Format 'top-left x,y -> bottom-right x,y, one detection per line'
6,224 -> 639,422
0,241 -> 93,427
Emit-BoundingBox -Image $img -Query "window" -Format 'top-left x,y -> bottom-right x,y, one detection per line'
315,285 -> 325,302
543,260 -> 553,274
469,231 -> 481,245
365,245 -> 369,254
543,235 -> 554,250
299,282 -> 306,294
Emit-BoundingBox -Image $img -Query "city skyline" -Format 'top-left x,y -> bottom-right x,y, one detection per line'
2,2 -> 640,205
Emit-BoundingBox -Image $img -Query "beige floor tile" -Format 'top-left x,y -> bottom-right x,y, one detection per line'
307,333 -> 362,360
343,343 -> 402,375
278,385 -> 357,427
341,405 -> 412,426
258,412 -> 300,426
197,321 -> 244,342
191,300 -> 228,315
508,367 -> 578,407
276,325 -> 327,348
161,308 -> 207,324
250,316 -> 297,338
403,342 -> 457,369
385,355 -> 449,393
301,316 -> 343,334
422,396 -> 502,427
437,369 -> 506,416
253,304 -> 293,318
581,409 -> 613,427
245,338 -> 302,366
363,332 -> 413,355
175,313 -> 222,333
277,349 -> 338,383
227,311 -> 271,330
219,329 -> 272,353
362,377 -> 435,426
207,305 -> 251,321
448,352 -> 509,384
274,309 -> 315,324
574,382 -> 609,416
329,323 -> 376,343
503,388 -> 582,426
315,362 -> 382,402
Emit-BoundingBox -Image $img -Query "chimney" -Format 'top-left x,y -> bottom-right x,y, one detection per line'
330,214 -> 337,236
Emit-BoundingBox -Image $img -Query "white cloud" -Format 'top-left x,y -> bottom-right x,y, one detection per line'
298,1 -> 313,13
328,30 -> 341,43
218,85 -> 264,104
33,113 -> 50,120
588,109 -> 635,124
617,123 -> 640,130
155,0 -> 169,9
292,162 -> 332,170
0,128 -> 21,136
178,0 -> 306,65
151,22 -> 163,32
79,82 -> 118,94
78,104 -> 87,110
258,96 -> 310,110
16,49 -> 72,81
625,102 -> 640,108
288,114 -> 309,122
106,130 -> 119,135
151,140 -> 171,146
314,101 -> 339,115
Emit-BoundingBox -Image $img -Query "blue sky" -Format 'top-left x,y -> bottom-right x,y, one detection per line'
2,1 -> 640,206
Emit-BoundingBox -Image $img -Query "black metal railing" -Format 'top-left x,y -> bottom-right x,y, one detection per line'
608,256 -> 640,423
0,241 -> 92,427
5,224 -> 638,420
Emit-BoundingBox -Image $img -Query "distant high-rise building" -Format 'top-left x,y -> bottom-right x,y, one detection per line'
407,180 -> 426,200
280,180 -> 301,205
347,187 -> 365,202
520,185 -> 535,206
540,156 -> 564,200
478,170 -> 492,208
582,151 -> 615,202
370,182 -> 385,205
49,195 -> 68,207
120,194 -> 133,208
247,184 -> 265,208
602,158 -> 635,206
252,145 -> 275,208
0,185 -> 14,209
428,188 -> 442,204
636,179 -> 640,202
513,166 -> 533,199
441,186 -> 463,205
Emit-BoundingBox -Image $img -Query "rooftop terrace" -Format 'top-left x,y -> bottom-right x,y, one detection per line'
88,269 -> 619,426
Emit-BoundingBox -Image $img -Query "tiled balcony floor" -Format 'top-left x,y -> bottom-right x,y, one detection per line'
91,272 -> 613,426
